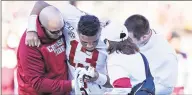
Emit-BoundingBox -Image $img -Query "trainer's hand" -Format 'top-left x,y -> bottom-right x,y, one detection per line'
25,31 -> 41,47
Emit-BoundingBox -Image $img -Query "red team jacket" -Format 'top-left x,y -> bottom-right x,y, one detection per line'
17,18 -> 71,95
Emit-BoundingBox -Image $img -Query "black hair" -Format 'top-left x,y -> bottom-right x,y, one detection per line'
78,15 -> 100,36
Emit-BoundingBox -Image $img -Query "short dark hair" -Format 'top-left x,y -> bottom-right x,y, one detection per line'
124,14 -> 150,40
78,15 -> 100,36
107,37 -> 139,55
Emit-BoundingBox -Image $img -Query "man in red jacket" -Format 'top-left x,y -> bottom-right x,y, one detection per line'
17,6 -> 73,95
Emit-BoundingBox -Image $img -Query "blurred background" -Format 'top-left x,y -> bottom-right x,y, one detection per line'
1,1 -> 192,95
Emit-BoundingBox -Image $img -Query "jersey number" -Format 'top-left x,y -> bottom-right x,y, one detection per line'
69,40 -> 99,68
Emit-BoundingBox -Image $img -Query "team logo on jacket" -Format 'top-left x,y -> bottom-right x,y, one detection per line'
46,38 -> 65,55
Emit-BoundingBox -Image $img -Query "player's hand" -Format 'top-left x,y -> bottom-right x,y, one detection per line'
25,31 -> 41,47
84,66 -> 99,82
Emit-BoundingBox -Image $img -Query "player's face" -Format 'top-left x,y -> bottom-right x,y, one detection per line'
79,32 -> 100,52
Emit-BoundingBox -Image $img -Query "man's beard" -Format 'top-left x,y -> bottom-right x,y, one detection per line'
49,35 -> 62,40
45,31 -> 62,41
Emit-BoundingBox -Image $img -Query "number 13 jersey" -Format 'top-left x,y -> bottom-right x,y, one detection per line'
63,17 -> 108,81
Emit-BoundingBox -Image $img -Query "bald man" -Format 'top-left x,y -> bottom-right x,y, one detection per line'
17,6 -> 73,95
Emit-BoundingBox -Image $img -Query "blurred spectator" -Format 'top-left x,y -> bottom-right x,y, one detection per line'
2,48 -> 17,95
168,32 -> 189,95
70,1 -> 77,6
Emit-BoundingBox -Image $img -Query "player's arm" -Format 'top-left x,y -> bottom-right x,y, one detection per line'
26,1 -> 51,47
30,1 -> 50,15
25,1 -> 87,47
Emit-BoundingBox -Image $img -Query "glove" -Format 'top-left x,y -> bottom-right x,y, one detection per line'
74,68 -> 84,95
74,67 -> 107,95
74,67 -> 90,95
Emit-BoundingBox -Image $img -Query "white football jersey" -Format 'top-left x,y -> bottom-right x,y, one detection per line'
63,20 -> 108,80
53,3 -> 108,93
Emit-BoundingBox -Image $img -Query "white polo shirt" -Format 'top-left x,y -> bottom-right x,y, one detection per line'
139,30 -> 178,94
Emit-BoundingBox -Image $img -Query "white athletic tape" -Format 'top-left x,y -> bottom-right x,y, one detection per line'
27,15 -> 38,32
